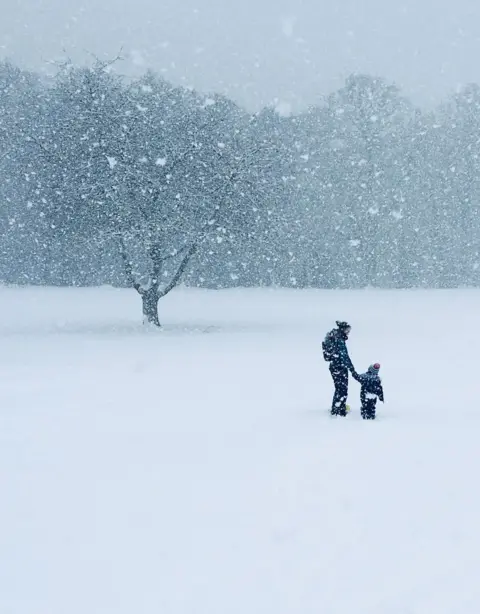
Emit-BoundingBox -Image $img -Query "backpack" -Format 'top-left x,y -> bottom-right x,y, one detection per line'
322,331 -> 336,362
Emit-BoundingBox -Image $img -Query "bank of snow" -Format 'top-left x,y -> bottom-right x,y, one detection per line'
1,286 -> 479,614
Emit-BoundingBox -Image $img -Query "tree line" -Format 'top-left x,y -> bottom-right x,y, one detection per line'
1,59 -> 479,322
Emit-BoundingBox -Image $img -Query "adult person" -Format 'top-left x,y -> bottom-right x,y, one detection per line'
322,321 -> 358,416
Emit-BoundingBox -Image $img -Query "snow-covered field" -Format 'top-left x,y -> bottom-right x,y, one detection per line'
1,285 -> 480,614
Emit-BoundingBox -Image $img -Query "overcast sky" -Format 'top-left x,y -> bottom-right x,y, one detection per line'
2,0 -> 480,111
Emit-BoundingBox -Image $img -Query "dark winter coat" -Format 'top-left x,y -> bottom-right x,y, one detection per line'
322,328 -> 355,372
353,371 -> 384,404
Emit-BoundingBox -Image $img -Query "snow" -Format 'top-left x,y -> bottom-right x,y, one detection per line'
105,156 -> 117,169
274,100 -> 293,117
130,50 -> 146,67
281,16 -> 296,39
1,285 -> 480,614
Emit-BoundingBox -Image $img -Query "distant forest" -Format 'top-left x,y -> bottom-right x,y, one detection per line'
1,58 -> 480,295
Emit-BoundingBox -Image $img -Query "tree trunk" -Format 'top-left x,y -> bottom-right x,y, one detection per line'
141,287 -> 161,327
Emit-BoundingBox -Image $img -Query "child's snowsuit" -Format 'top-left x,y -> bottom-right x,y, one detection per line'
352,366 -> 384,420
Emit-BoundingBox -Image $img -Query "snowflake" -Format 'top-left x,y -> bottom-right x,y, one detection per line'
281,15 -> 296,38
274,100 -> 292,117
106,156 -> 117,169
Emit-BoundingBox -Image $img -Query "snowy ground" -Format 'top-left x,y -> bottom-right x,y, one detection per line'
1,285 -> 480,614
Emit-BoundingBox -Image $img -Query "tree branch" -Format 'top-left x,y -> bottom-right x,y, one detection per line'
157,242 -> 197,299
118,237 -> 143,294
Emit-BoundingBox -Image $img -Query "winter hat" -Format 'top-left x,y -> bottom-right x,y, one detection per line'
368,363 -> 381,375
336,320 -> 351,331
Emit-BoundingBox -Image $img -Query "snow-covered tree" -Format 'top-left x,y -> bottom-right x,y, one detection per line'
23,62 -> 269,324
2,60 -> 480,294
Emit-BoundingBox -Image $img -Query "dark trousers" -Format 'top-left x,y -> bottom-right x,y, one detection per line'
329,364 -> 348,416
361,398 -> 377,420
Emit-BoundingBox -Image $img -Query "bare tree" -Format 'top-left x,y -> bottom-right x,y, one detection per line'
23,60 -> 264,324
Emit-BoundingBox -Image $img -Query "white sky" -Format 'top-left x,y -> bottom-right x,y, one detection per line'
2,0 -> 480,111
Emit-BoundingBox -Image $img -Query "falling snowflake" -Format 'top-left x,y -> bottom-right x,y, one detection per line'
274,101 -> 292,117
281,15 -> 296,38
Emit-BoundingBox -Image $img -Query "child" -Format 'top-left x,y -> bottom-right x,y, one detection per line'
352,363 -> 384,420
